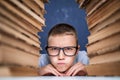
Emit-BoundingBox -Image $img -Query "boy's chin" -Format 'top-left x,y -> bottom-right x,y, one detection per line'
56,68 -> 68,73
58,69 -> 66,73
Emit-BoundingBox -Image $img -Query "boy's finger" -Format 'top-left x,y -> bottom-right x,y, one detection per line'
52,68 -> 63,76
72,66 -> 86,76
66,63 -> 81,76
46,65 -> 60,76
66,66 -> 75,76
72,68 -> 80,76
51,71 -> 59,76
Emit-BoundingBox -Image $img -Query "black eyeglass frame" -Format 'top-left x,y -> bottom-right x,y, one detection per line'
45,46 -> 78,57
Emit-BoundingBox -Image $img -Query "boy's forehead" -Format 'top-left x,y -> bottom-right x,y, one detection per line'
48,35 -> 77,46
48,34 -> 76,40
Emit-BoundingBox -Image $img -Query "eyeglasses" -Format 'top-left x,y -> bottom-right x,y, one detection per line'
46,46 -> 78,56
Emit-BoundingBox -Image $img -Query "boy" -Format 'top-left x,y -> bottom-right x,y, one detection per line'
38,23 -> 89,76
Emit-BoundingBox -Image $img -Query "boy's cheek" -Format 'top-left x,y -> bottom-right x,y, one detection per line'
49,57 -> 75,72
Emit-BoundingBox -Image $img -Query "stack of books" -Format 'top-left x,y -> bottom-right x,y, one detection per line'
77,0 -> 120,76
0,0 -> 47,76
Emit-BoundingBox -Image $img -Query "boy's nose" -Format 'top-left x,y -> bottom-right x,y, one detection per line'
58,49 -> 65,60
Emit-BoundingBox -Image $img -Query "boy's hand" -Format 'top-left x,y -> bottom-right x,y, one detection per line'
65,62 -> 87,76
38,64 -> 62,76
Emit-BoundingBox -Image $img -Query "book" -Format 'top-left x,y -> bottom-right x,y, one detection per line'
9,0 -> 45,26
86,61 -> 120,76
0,0 -> 46,77
21,0 -> 45,20
0,0 -> 44,30
0,22 -> 40,48
86,0 -> 107,16
87,0 -> 120,29
89,10 -> 120,34
0,32 -> 40,56
88,20 -> 120,44
0,65 -> 38,76
0,15 -> 40,43
0,4 -> 40,37
87,33 -> 120,56
0,44 -> 39,68
90,50 -> 120,64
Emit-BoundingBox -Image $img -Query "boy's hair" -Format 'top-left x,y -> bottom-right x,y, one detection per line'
47,23 -> 78,45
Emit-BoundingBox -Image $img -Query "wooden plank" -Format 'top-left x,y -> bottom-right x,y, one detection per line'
41,0 -> 49,3
87,33 -> 120,56
0,15 -> 40,44
90,50 -> 120,64
34,0 -> 45,10
0,0 -> 43,31
0,45 -> 3,63
34,0 -> 46,15
87,43 -> 120,57
88,20 -> 120,44
0,22 -> 40,48
77,0 -> 90,9
87,0 -> 120,29
79,0 -> 86,8
0,66 -> 38,76
0,66 -> 10,76
76,0 -> 83,4
0,6 -> 39,38
86,62 -> 120,76
90,10 -> 120,34
10,0 -> 45,26
0,33 -> 40,56
86,0 -> 100,14
0,44 -> 39,68
22,0 -> 45,20
87,0 -> 107,16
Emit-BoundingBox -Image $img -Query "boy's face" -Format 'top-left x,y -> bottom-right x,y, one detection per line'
48,35 -> 79,73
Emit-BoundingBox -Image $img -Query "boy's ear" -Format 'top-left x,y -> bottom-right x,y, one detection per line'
78,45 -> 80,50
77,45 -> 80,53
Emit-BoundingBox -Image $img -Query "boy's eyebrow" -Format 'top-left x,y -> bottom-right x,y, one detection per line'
47,46 -> 77,48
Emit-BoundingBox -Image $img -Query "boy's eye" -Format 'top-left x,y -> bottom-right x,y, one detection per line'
64,47 -> 73,50
50,47 -> 59,51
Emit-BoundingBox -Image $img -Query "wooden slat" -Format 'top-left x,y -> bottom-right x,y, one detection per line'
0,33 -> 40,56
88,20 -> 120,44
0,0 -> 43,31
77,0 -> 90,9
87,33 -> 120,56
0,47 -> 3,63
0,22 -> 40,48
90,10 -> 120,34
0,15 -> 40,44
0,44 -> 39,68
87,43 -> 120,57
87,0 -> 107,16
34,0 -> 45,10
85,0 -> 99,14
90,50 -> 120,64
22,0 -> 45,20
79,0 -> 86,8
87,0 -> 120,29
0,6 -> 39,38
0,66 -> 38,76
86,62 -> 120,76
0,66 -> 10,76
10,0 -> 45,26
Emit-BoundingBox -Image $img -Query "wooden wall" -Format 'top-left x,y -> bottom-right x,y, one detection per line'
0,0 -> 120,77
0,0 -> 47,76
77,0 -> 120,76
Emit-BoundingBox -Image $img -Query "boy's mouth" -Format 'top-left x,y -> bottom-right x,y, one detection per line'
57,63 -> 65,65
